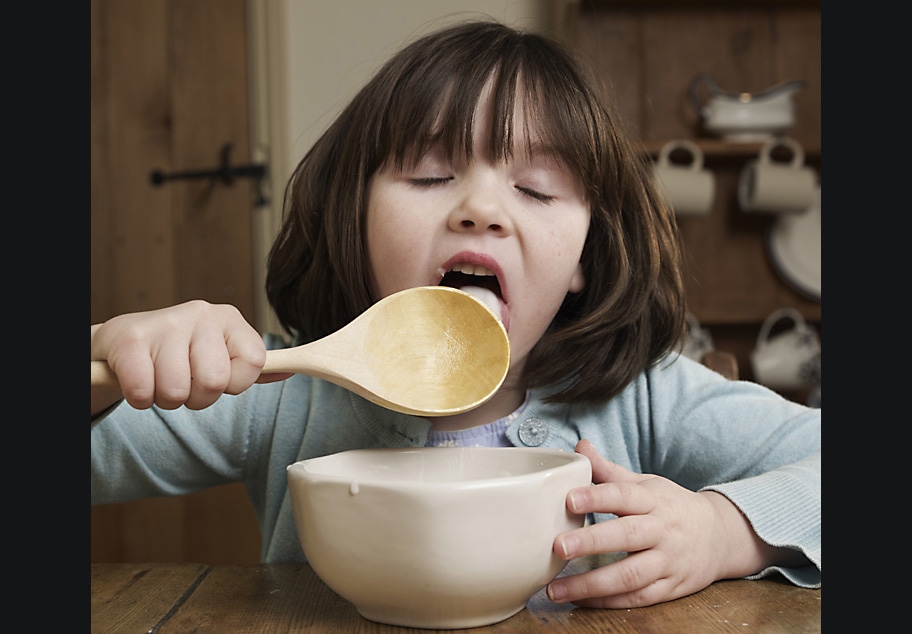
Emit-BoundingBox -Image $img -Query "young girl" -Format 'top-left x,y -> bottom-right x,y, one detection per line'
91,20 -> 820,609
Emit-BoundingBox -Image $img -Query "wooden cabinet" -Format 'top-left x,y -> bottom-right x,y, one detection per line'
551,0 -> 821,402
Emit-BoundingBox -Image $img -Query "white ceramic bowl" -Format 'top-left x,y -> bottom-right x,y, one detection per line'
286,446 -> 591,629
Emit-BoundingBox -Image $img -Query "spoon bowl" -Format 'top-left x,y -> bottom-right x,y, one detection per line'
91,286 -> 510,417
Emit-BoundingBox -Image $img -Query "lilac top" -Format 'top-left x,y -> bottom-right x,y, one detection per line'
425,391 -> 531,447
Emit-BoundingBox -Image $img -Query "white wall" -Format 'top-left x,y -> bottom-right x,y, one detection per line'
248,0 -> 549,333
283,1 -> 548,171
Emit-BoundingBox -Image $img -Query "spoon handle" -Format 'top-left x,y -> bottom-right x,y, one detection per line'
91,360 -> 118,387
89,345 -> 335,388
90,346 -> 369,414
261,345 -> 317,375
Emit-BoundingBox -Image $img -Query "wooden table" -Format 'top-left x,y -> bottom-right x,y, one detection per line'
91,556 -> 820,633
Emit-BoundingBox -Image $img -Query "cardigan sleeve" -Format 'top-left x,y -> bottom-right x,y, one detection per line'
90,334 -> 292,505
702,451 -> 820,587
90,386 -> 273,504
644,355 -> 822,587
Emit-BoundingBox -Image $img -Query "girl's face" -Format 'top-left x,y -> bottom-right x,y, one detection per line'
365,80 -> 591,379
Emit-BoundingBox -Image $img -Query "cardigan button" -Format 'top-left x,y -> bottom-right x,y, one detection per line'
518,418 -> 548,447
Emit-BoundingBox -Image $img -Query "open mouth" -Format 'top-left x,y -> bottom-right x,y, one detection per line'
439,263 -> 507,328
439,263 -> 502,298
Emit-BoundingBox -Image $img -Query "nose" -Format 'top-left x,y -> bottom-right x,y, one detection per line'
447,175 -> 513,235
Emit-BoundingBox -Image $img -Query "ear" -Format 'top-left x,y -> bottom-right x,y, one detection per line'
568,262 -> 585,293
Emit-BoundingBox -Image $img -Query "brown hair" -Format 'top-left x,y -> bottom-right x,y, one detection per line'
266,20 -> 686,404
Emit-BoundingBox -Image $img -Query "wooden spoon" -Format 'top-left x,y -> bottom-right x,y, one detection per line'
91,286 -> 511,417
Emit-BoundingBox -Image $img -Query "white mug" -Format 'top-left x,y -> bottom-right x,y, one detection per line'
653,140 -> 715,216
738,137 -> 816,214
680,311 -> 715,361
750,308 -> 821,391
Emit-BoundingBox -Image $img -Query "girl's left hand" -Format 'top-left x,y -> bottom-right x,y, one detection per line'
546,439 -> 763,608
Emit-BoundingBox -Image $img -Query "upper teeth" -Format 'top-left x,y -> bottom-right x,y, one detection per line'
450,263 -> 495,276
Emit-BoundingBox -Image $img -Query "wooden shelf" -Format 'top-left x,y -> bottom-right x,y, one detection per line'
574,0 -> 820,7
640,139 -> 821,159
555,0 -> 821,401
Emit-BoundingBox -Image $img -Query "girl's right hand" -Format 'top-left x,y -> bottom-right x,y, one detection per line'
91,300 -> 269,413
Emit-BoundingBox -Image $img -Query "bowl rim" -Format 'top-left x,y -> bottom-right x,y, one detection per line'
287,446 -> 590,491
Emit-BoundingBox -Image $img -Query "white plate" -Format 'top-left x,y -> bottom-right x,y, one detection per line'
767,185 -> 821,301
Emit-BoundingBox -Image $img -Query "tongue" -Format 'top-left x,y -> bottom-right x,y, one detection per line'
460,286 -> 503,323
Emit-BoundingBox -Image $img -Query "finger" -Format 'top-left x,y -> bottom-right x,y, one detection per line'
151,338 -> 193,410
547,550 -> 666,608
567,566 -> 691,609
566,481 -> 658,517
565,577 -> 679,610
184,327 -> 233,410
554,513 -> 659,560
575,439 -> 645,485
107,348 -> 156,410
92,314 -> 161,409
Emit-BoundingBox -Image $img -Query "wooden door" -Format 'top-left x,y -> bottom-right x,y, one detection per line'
91,0 -> 261,564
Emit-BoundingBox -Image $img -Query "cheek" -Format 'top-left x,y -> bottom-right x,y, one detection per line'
365,187 -> 398,295
366,212 -> 401,296
365,190 -> 426,297
539,214 -> 589,286
511,218 -> 589,355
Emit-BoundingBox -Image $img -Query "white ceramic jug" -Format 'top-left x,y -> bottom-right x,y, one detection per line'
689,73 -> 805,141
750,308 -> 821,390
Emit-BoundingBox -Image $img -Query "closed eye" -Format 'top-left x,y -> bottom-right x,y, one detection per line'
409,177 -> 453,187
516,186 -> 555,204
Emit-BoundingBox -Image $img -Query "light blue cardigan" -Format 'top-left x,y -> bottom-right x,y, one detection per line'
91,338 -> 821,589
